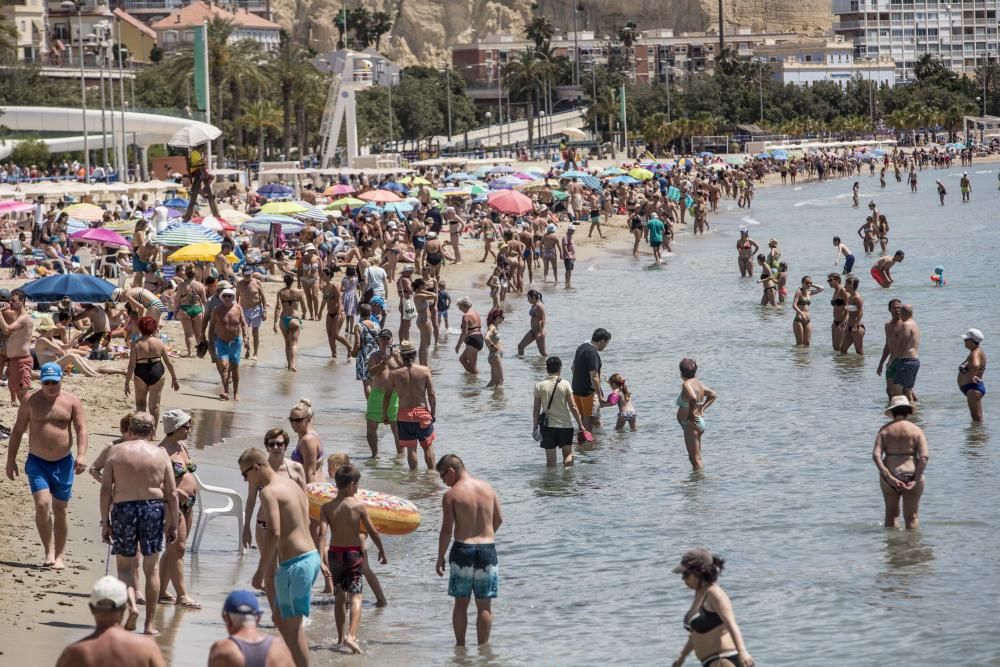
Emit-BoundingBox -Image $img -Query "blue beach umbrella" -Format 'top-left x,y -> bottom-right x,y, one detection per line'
445,172 -> 474,181
258,183 -> 294,198
20,273 -> 115,303
601,166 -> 625,176
380,182 -> 407,193
609,175 -> 640,185
489,164 -> 514,174
242,214 -> 305,234
163,197 -> 188,208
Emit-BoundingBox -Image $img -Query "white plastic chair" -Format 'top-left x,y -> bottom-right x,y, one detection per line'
190,473 -> 245,554
76,247 -> 94,275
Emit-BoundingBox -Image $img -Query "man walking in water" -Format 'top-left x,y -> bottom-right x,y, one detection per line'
100,412 -> 177,635
384,340 -> 436,470
236,266 -> 268,360
877,299 -> 903,399
890,304 -> 921,403
435,454 -> 503,647
872,396 -> 929,529
208,287 -> 248,400
365,329 -> 401,457
571,328 -> 611,433
5,363 -> 88,569
240,447 -> 319,667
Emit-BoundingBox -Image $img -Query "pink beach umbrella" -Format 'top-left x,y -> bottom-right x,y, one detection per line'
70,227 -> 132,248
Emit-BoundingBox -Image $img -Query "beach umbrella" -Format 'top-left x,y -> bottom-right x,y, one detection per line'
488,164 -> 514,174
558,169 -> 592,180
326,197 -> 366,209
461,182 -> 489,196
438,187 -> 471,197
191,215 -> 238,232
400,176 -> 431,186
64,203 -> 104,222
0,200 -> 33,214
487,190 -> 534,215
261,201 -> 307,215
167,242 -> 239,264
601,167 -> 625,176
517,180 -> 549,191
524,166 -> 547,176
66,218 -> 89,233
379,182 -> 407,194
163,197 -> 189,208
609,175 -> 640,185
426,189 -> 445,201
324,183 -> 355,196
511,172 -> 537,180
70,227 -> 131,248
257,183 -> 294,198
359,190 -> 403,203
445,172 -> 474,181
698,151 -> 714,158
220,210 -> 251,223
756,152 -> 771,159
382,201 -> 415,216
560,127 -> 586,140
167,124 -> 221,148
242,215 -> 305,234
155,223 -> 223,246
552,190 -> 569,201
628,168 -> 654,181
291,202 -> 328,223
20,273 -> 115,303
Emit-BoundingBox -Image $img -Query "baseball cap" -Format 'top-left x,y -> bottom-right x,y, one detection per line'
40,362 -> 63,383
91,575 -> 128,610
671,548 -> 714,574
221,288 -> 236,297
222,590 -> 260,615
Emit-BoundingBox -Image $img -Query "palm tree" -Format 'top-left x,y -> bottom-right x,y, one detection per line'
237,100 -> 282,161
369,11 -> 393,49
616,21 -> 639,80
503,49 -> 554,156
586,85 -> 619,157
642,112 -> 669,155
267,32 -> 308,159
525,17 -> 554,52
226,40 -> 267,156
293,66 -> 327,162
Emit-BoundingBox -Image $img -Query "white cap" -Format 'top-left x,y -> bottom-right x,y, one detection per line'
221,288 -> 236,297
91,575 -> 128,610
964,328 -> 985,344
546,223 -> 557,233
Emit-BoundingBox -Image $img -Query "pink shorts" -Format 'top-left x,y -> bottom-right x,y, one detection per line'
8,355 -> 33,395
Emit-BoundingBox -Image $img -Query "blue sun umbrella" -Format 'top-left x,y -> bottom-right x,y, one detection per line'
242,215 -> 305,234
383,201 -> 415,216
163,197 -> 189,208
445,172 -> 474,181
489,164 -> 514,174
380,182 -> 407,193
601,167 -> 625,176
609,175 -> 640,185
257,183 -> 294,198
20,273 -> 115,303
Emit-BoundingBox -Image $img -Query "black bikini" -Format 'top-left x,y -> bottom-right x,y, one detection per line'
133,358 -> 165,385
684,602 -> 724,634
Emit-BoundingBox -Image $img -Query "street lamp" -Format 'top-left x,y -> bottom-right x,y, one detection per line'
439,67 -> 453,143
61,0 -> 88,181
485,111 -> 491,149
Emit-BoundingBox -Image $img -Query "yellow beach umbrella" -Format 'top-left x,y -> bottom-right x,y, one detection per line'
167,242 -> 239,264
260,201 -> 307,215
401,176 -> 431,186
628,168 -> 654,181
326,197 -> 366,209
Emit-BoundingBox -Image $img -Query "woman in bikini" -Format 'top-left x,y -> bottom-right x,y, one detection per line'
454,296 -> 483,374
479,216 -> 498,263
792,275 -> 824,347
273,273 -> 306,372
299,244 -> 321,320
840,276 -> 865,354
676,358 -> 717,471
755,254 -> 776,307
412,278 -> 437,366
241,428 -> 306,620
736,227 -> 759,277
484,307 -> 505,388
827,273 -> 849,351
157,410 -> 200,610
321,267 -> 351,359
174,264 -> 207,357
288,398 -> 324,483
517,290 -> 547,357
124,316 -> 180,434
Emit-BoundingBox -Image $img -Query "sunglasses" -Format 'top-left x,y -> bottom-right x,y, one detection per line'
288,416 -> 307,423
439,467 -> 452,481
240,464 -> 257,480
266,440 -> 287,448
42,380 -> 60,386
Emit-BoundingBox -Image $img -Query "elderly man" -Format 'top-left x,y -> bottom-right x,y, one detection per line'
100,412 -> 178,635
208,590 -> 295,667
55,576 -> 166,667
208,287 -> 247,401
5,363 -> 88,569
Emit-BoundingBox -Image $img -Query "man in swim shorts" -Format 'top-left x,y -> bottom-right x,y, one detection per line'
236,266 -> 268,360
0,288 -> 35,405
100,413 -> 177,635
365,329 -> 401,457
240,447 -> 318,667
877,299 -> 903,399
870,250 -> 903,288
5,363 -> 88,570
435,454 -> 502,647
384,340 -> 436,471
571,328 -> 611,433
891,304 -> 921,403
208,288 -> 247,401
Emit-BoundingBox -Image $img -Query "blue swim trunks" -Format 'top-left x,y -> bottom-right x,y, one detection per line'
843,253 -> 855,274
110,499 -> 166,557
25,453 -> 75,502
214,336 -> 243,365
448,542 -> 499,599
275,550 -> 320,618
893,357 -> 921,389
132,255 -> 151,273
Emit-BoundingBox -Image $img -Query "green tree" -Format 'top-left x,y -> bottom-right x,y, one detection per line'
236,100 -> 282,161
525,17 -> 554,52
0,14 -> 17,64
9,137 -> 49,166
267,31 -> 309,158
503,49 -> 554,155
369,11 -> 393,50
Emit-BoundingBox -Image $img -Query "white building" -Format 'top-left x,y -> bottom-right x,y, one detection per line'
150,0 -> 281,51
2,0 -> 47,63
833,0 -> 1000,82
756,36 -> 896,88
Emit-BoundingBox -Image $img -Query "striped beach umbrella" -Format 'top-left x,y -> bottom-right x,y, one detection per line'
291,201 -> 328,223
261,201 -> 307,215
64,203 -> 104,223
154,223 -> 223,246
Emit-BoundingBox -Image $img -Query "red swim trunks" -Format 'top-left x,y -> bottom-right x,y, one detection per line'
870,267 -> 889,287
8,355 -> 33,396
397,406 -> 435,449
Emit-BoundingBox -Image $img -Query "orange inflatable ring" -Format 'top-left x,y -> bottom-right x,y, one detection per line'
306,482 -> 421,536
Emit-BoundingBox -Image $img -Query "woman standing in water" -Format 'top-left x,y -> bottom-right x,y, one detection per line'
517,290 -> 547,357
288,398 -> 324,484
756,255 -> 776,307
411,278 -> 437,366
156,410 -> 200,609
353,303 -> 381,398
958,328 -> 987,422
671,549 -> 754,667
455,296 -> 482,373
827,273 -> 848,351
274,273 -> 306,372
321,267 -> 351,359
485,307 -> 505,388
840,276 -> 865,354
676,358 -> 716,471
735,227 -> 759,278
792,276 -> 823,347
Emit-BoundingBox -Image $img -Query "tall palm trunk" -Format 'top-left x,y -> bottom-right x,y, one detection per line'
526,95 -> 535,157
608,113 -> 616,158
258,123 -> 265,164
232,81 -> 244,154
215,83 -> 225,168
296,101 -> 306,164
282,81 -> 293,157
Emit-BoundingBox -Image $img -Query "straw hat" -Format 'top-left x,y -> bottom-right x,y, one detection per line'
884,395 -> 913,416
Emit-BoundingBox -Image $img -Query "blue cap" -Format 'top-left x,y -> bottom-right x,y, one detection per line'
39,362 -> 63,383
222,590 -> 260,615
370,295 -> 386,308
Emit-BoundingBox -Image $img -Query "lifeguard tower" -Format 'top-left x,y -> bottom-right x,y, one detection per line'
319,50 -> 375,168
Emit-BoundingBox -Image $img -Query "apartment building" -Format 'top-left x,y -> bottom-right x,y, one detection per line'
755,35 -> 896,87
2,0 -> 47,62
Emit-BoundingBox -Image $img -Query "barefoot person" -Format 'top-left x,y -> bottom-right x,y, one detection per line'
840,277 -> 865,355
435,454 -> 503,647
125,316 -> 180,433
55,576 -> 166,667
532,356 -> 587,467
571,328 -> 611,433
240,447 -> 320,667
208,590 -> 295,667
384,340 -> 437,471
516,290 -> 547,357
100,412 -> 178,635
236,266 -> 268,360
5,362 -> 88,569
0,288 -> 35,405
319,464 -> 388,654
208,288 -> 248,401
870,250 -> 904,288
455,297 -> 483,374
877,299 -> 903,398
174,265 -> 207,357
873,396 -> 929,529
676,358 -> 717,471
274,274 -> 306,372
791,276 -> 823,347
156,410 -> 200,610
365,330 -> 401,457
890,304 -> 921,403
958,328 -> 987,422
671,549 -> 755,667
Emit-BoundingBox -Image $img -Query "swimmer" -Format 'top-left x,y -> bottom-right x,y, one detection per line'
454,297 -> 482,374
936,179 -> 947,205
827,273 -> 848,351
755,254 -> 776,307
776,262 -> 789,304
517,290 -> 547,357
736,227 -> 759,278
852,181 -> 860,207
484,308 -> 505,388
872,396 -> 928,529
676,358 -> 716,471
870,250 -> 903,288
960,172 -> 972,201
958,328 -> 987,422
792,276 -> 824,347
833,236 -> 855,274
840,276 -> 865,355
605,373 -> 637,431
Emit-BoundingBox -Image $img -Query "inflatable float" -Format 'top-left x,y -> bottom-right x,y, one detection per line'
306,482 -> 421,536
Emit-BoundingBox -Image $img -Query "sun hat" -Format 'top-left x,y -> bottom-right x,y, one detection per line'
40,362 -> 63,383
963,328 -> 984,344
91,575 -> 128,610
303,243 -> 317,252
221,288 -> 236,297
546,223 -> 557,233
399,340 -> 417,354
161,409 -> 191,434
222,590 -> 260,615
217,280 -> 233,290
671,548 -> 714,574
884,395 -> 913,416
36,315 -> 55,332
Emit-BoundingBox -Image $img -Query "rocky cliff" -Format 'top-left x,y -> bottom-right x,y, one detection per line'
272,0 -> 832,66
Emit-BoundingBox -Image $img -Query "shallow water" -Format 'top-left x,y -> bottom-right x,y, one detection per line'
168,167 -> 1000,666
